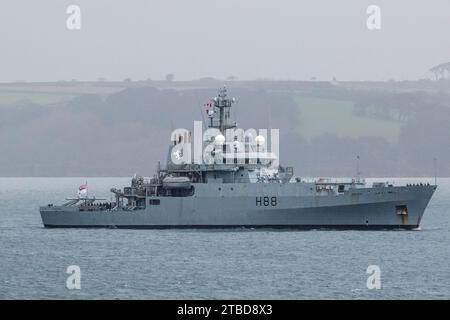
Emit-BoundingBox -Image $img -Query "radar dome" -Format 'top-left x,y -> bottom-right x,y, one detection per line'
215,134 -> 225,145
255,135 -> 265,146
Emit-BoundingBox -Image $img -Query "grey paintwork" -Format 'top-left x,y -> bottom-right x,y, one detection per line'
39,87 -> 436,229
40,182 -> 435,229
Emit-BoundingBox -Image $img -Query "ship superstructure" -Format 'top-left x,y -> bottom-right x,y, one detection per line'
40,87 -> 436,229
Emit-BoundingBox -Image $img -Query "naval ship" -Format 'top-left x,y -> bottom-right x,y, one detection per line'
40,87 -> 436,229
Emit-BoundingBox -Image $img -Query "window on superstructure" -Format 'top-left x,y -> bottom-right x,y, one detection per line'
149,199 -> 160,205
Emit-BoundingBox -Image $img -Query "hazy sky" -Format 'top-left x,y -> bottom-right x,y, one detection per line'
1,0 -> 449,82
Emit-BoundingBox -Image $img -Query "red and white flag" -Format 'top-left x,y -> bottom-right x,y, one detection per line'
78,184 -> 87,198
205,100 -> 214,117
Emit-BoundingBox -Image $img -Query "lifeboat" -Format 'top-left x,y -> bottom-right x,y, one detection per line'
162,176 -> 191,189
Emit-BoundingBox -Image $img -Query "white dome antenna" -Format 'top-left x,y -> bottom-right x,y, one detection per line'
215,134 -> 225,146
255,135 -> 265,146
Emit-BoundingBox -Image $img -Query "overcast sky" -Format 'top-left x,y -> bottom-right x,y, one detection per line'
1,0 -> 449,82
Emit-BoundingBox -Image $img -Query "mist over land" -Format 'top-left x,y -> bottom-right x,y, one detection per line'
1,1 -> 450,176
0,79 -> 449,177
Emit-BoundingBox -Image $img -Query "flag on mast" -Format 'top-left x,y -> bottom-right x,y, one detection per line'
78,183 -> 88,198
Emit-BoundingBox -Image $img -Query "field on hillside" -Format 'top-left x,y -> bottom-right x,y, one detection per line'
0,92 -> 77,105
293,96 -> 403,144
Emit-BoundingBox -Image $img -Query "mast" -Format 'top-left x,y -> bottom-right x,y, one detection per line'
434,157 -> 437,186
208,87 -> 236,132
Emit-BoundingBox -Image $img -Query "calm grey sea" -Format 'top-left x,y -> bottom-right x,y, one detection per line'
0,177 -> 449,299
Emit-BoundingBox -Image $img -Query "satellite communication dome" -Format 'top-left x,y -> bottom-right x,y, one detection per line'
215,134 -> 225,145
255,135 -> 265,146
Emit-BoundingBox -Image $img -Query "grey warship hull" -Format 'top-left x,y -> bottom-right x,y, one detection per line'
40,87 -> 437,230
40,183 -> 435,230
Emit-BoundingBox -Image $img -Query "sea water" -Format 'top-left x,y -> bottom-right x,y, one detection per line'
0,177 -> 449,299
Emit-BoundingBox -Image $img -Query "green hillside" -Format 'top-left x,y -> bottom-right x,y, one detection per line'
0,92 -> 76,105
293,96 -> 402,144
